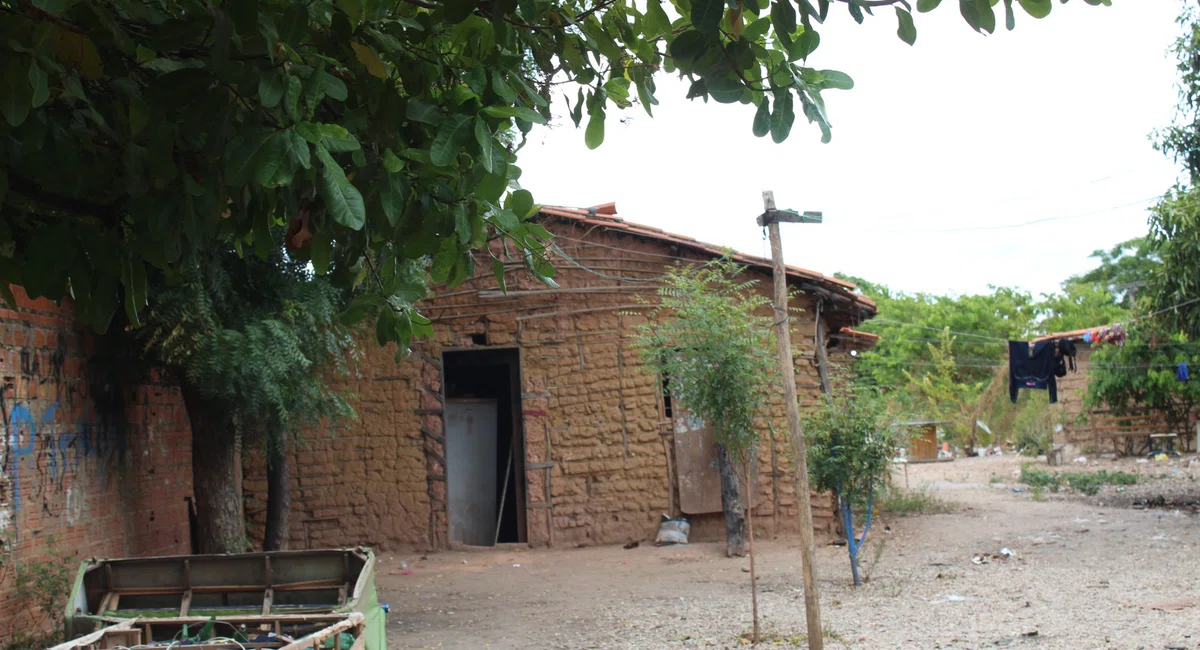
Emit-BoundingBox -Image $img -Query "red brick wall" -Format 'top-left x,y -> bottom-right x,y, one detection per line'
0,287 -> 192,635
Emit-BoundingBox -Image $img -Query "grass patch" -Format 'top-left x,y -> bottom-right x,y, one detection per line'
878,485 -> 953,515
1019,463 -> 1138,496
1031,485 -> 1047,501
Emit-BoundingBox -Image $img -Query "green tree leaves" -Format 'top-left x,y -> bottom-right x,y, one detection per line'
1017,0 -> 1053,19
431,114 -> 474,167
0,0 -> 1109,344
897,8 -> 917,45
316,147 -> 365,230
691,0 -> 726,34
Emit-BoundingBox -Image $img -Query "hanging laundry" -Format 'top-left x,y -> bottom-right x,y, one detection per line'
1179,363 -> 1190,382
1053,339 -> 1078,377
1009,340 -> 1058,404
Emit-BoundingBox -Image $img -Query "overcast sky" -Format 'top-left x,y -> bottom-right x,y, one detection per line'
517,1 -> 1186,298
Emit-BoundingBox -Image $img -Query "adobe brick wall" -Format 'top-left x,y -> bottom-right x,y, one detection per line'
245,220 -> 870,551
0,287 -> 192,634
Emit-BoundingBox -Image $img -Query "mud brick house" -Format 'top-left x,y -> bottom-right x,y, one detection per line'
244,203 -> 878,551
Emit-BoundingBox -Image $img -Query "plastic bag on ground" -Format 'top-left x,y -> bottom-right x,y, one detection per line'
655,514 -> 691,546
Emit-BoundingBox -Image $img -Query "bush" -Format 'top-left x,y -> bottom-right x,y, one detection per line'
1019,464 -> 1139,496
0,540 -> 73,650
878,485 -> 953,515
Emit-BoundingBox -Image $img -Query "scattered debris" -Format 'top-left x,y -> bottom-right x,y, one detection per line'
1011,487 -> 1026,493
513,563 -> 521,568
624,540 -> 640,550
971,548 -> 1015,564
929,594 -> 966,604
1021,630 -> 1039,638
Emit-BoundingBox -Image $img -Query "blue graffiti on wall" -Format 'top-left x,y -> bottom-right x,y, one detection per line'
5,400 -> 126,517
7,402 -> 56,514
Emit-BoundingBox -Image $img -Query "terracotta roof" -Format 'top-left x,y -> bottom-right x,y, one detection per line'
838,327 -> 881,341
538,204 -> 877,315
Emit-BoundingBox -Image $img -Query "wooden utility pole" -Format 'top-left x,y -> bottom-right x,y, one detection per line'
758,190 -> 824,650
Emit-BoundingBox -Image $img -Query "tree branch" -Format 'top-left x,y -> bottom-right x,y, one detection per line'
6,173 -> 123,225
12,0 -> 86,33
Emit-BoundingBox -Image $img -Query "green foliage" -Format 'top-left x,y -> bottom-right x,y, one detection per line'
1086,323 -> 1200,433
844,231 -> 1147,448
634,259 -> 773,457
0,536 -> 73,650
804,387 -> 897,504
1011,396 -> 1054,456
878,484 -> 952,516
846,278 -> 1037,391
802,386 -> 897,586
1158,2 -> 1200,182
1019,463 -> 1138,496
1037,279 -> 1134,335
0,0 -> 1110,346
1145,187 -> 1200,338
1067,237 -> 1157,311
138,245 -> 361,444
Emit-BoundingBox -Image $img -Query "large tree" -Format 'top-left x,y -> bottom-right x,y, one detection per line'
0,0 -> 1109,548
138,246 -> 358,552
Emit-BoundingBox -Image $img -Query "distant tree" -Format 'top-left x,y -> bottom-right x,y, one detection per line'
1068,237 -> 1158,309
1037,280 -> 1134,335
634,259 -> 773,642
802,387 -> 897,587
1144,187 -> 1200,338
1158,2 -> 1200,182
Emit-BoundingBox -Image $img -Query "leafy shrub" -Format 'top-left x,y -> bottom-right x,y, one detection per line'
878,485 -> 953,515
1019,463 -> 1139,496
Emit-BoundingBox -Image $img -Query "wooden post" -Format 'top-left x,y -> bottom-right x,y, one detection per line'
760,190 -> 824,650
813,301 -> 833,397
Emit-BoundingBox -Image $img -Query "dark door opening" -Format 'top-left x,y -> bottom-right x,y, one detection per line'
443,348 -> 527,545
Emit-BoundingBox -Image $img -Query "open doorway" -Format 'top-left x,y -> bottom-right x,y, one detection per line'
442,348 -> 527,546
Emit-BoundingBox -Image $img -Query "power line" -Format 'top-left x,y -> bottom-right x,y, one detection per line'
877,195 -> 1160,235
865,318 -> 1010,342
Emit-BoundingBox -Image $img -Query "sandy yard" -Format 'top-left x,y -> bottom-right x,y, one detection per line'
380,454 -> 1200,649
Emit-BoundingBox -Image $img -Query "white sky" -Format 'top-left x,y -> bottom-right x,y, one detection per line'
517,0 -> 1186,297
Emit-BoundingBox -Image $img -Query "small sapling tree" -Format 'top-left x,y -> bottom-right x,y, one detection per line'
635,259 -> 774,642
803,387 -> 898,587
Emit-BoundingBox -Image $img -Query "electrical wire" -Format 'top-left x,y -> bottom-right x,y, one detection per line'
877,195 -> 1161,234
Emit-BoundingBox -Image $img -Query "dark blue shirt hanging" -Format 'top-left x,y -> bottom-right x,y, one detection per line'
1009,340 -> 1058,404
1178,363 -> 1190,382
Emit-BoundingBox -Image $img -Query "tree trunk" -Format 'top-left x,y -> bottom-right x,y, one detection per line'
263,432 -> 291,551
717,443 -> 746,557
183,385 -> 247,554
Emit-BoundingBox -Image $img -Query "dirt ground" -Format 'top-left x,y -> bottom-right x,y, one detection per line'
380,454 -> 1200,649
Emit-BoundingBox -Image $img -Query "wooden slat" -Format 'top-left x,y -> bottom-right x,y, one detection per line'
278,615 -> 364,650
98,613 -> 353,626
111,578 -> 344,597
180,590 -> 192,617
262,587 -> 273,616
